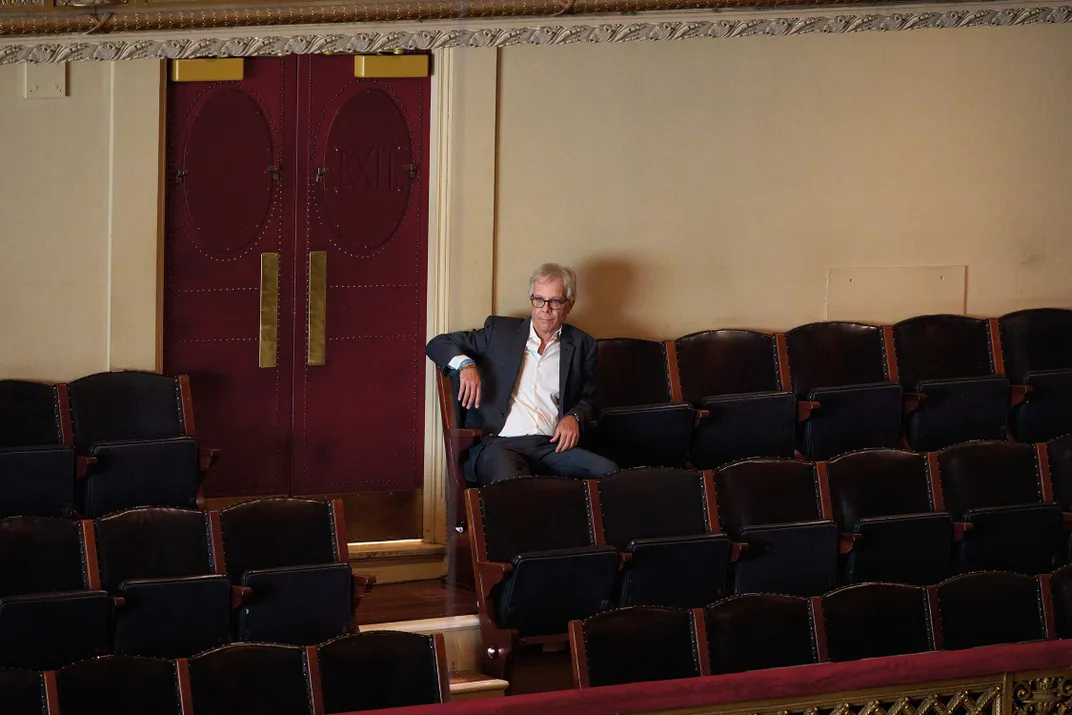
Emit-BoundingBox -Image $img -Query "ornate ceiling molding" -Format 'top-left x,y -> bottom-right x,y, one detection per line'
0,2 -> 1070,63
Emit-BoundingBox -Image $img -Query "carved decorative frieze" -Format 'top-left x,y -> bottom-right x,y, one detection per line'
1012,676 -> 1072,715
0,3 -> 1070,64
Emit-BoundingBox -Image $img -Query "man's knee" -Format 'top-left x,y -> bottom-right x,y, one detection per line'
560,449 -> 618,478
584,452 -> 619,478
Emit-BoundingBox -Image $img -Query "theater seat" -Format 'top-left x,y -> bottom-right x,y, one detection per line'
466,477 -> 619,680
185,643 -> 316,715
55,655 -> 183,715
598,467 -> 730,608
785,322 -> 903,460
589,339 -> 695,468
937,440 -> 1060,575
0,667 -> 50,715
0,380 -> 76,518
999,308 -> 1072,442
674,330 -> 796,468
221,498 -> 369,646
715,458 -> 837,596
569,606 -> 709,688
893,315 -> 1010,451
934,571 -> 1048,650
822,583 -> 934,661
95,507 -> 230,657
704,594 -> 820,674
825,449 -> 952,585
67,371 -> 210,517
318,632 -> 448,712
0,517 -> 110,670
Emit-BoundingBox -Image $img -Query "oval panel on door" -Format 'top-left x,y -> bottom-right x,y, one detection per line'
320,87 -> 412,254
182,88 -> 274,257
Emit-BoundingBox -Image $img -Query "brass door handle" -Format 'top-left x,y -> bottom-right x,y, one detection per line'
308,251 -> 327,366
258,253 -> 279,368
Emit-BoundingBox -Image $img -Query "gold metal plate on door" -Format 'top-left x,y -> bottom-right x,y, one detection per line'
258,252 -> 279,368
170,58 -> 245,83
307,251 -> 327,366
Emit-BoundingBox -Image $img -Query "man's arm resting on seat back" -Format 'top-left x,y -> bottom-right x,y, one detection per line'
427,316 -> 496,409
425,315 -> 497,371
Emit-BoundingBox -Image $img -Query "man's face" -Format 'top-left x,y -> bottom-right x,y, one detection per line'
531,276 -> 572,335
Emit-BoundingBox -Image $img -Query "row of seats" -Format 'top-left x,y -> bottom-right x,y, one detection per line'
585,309 -> 1072,469
466,444 -> 1072,677
3,631 -> 448,715
0,498 -> 370,671
569,570 -> 1063,689
0,371 -> 215,518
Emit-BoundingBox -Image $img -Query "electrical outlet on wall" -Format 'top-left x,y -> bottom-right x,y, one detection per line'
20,63 -> 67,99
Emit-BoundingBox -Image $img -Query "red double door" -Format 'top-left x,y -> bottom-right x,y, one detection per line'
164,56 -> 429,498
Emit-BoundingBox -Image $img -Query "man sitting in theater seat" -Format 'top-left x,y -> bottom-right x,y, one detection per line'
426,262 -> 618,485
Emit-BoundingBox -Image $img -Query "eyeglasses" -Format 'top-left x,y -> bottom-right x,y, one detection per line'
530,296 -> 569,310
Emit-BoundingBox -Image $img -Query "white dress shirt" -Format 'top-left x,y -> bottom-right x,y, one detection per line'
449,322 -> 562,437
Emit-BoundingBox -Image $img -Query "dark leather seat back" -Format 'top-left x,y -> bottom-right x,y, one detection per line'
704,594 -> 817,674
187,644 -> 313,715
480,477 -> 594,563
1050,564 -> 1072,639
893,315 -> 995,389
95,507 -> 213,591
68,372 -> 185,451
937,441 -> 1041,517
675,330 -> 781,404
55,655 -> 182,715
0,381 -> 63,448
822,583 -> 933,661
998,308 -> 1072,382
0,667 -> 47,715
714,459 -> 821,536
0,517 -> 87,596
785,322 -> 889,394
596,339 -> 672,409
1048,434 -> 1072,511
598,468 -> 708,550
580,606 -> 702,687
318,632 -> 444,712
220,498 -> 338,582
937,571 -> 1045,650
826,449 -> 932,527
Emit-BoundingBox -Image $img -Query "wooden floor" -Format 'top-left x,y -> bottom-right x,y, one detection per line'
355,578 -> 479,625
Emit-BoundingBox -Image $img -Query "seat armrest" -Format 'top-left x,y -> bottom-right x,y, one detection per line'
729,541 -> 749,563
953,521 -> 974,542
76,455 -> 98,478
797,401 -> 820,422
111,595 -> 126,613
838,531 -> 862,555
352,574 -> 376,609
1062,512 -> 1072,532
230,585 -> 252,609
448,428 -> 486,450
903,392 -> 927,414
693,408 -> 710,428
474,561 -> 513,600
1010,384 -> 1033,407
619,552 -> 632,569
198,448 -> 220,475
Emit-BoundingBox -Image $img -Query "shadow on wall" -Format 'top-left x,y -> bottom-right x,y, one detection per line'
570,257 -> 657,339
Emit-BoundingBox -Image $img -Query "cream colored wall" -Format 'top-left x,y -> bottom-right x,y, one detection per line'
0,59 -> 162,381
492,23 -> 1072,338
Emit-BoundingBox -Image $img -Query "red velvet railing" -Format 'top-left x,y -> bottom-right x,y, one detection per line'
347,639 -> 1072,715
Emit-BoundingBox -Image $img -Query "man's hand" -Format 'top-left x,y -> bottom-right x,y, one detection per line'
550,414 -> 580,453
458,364 -> 481,409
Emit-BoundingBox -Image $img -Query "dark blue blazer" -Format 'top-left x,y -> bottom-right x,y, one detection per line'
425,315 -> 598,437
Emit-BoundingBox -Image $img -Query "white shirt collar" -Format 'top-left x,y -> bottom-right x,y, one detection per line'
529,320 -> 562,344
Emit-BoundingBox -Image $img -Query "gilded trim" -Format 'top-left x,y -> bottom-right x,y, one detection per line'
1,3 -> 1071,63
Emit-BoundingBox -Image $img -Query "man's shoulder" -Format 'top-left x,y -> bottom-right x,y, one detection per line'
485,315 -> 527,331
563,323 -> 596,345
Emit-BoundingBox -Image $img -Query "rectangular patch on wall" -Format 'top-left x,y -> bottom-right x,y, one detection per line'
826,265 -> 967,323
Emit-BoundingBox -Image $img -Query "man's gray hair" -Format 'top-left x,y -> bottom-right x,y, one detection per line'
529,263 -> 578,304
